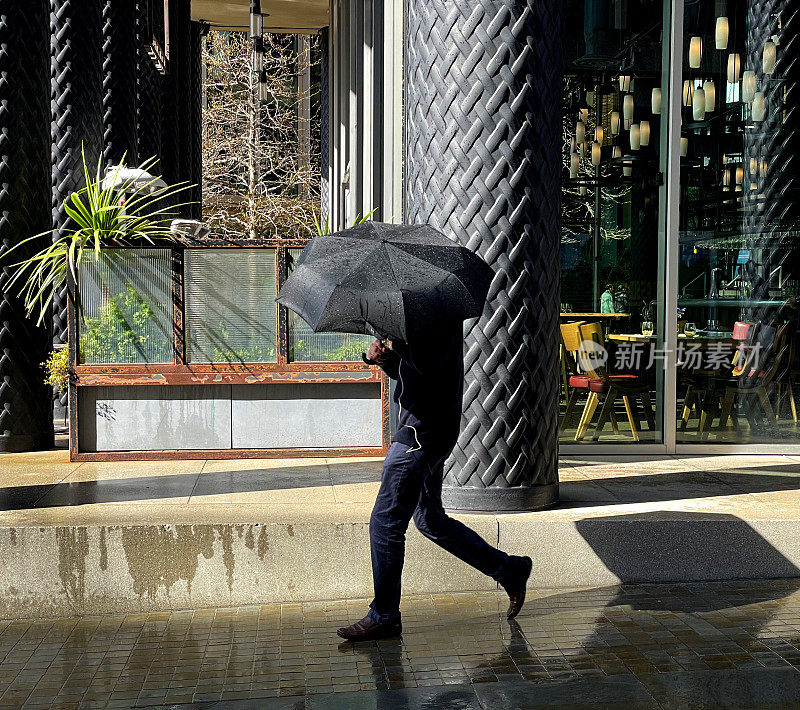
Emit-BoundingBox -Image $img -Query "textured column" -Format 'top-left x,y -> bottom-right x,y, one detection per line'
102,0 -> 138,165
50,0 -> 103,406
0,0 -> 55,450
320,27 -> 330,222
136,0 -> 163,166
743,0 -> 799,324
187,21 -> 204,219
405,0 -> 562,511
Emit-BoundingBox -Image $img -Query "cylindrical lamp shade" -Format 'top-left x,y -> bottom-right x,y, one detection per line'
619,74 -> 631,92
763,40 -> 777,74
716,16 -> 729,49
630,123 -> 641,150
569,152 -> 579,178
693,87 -> 706,121
689,36 -> 703,68
623,156 -> 633,176
595,125 -> 603,143
610,111 -> 620,135
735,166 -> 744,185
742,71 -> 756,103
760,158 -> 768,177
680,137 -> 688,157
579,185 -> 587,195
576,121 -> 585,144
727,53 -> 741,84
749,157 -> 758,175
640,120 -> 650,145
723,168 -> 731,187
752,92 -> 766,121
579,108 -> 589,124
623,94 -> 634,123
683,80 -> 694,107
591,141 -> 601,165
704,80 -> 716,112
587,90 -> 595,107
580,141 -> 587,159
651,88 -> 662,114
612,146 -> 622,158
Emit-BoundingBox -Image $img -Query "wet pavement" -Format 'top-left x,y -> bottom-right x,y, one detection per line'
2,581 -> 800,708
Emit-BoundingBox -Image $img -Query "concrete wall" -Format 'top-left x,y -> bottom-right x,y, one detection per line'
79,383 -> 382,451
2,512 -> 800,619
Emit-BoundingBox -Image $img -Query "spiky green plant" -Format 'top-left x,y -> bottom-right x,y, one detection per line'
2,149 -> 193,325
313,208 -> 377,236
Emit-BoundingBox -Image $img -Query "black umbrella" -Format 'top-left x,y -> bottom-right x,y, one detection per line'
276,222 -> 493,342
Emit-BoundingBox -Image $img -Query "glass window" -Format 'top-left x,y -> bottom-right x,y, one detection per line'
559,0 -> 669,445
78,249 -> 173,364
185,249 -> 278,363
286,247 -> 371,361
676,0 -> 800,443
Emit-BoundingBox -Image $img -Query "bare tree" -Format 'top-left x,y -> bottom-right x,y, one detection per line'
202,31 -> 319,239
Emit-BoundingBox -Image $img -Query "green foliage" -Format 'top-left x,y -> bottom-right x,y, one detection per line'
289,334 -> 370,362
313,209 -> 377,236
208,322 -> 277,363
80,284 -> 171,363
42,348 -> 69,393
2,149 -> 193,325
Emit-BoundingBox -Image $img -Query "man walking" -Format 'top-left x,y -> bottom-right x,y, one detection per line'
337,320 -> 533,641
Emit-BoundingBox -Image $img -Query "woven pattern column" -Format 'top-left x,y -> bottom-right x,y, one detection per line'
187,21 -> 204,219
405,0 -> 562,510
320,28 -> 330,222
135,0 -> 163,165
0,0 -> 55,450
102,0 -> 138,165
50,0 -> 103,411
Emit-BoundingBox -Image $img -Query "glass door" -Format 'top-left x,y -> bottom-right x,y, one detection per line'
559,0 -> 671,446
675,0 -> 800,444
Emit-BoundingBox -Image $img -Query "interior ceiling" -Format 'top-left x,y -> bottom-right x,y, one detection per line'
191,0 -> 329,34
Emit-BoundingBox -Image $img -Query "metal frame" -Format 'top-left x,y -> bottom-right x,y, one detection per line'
68,241 -> 390,460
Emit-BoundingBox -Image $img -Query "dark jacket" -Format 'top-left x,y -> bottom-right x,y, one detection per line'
372,322 -> 464,456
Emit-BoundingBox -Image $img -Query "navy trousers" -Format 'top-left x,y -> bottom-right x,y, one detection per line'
368,442 -> 514,623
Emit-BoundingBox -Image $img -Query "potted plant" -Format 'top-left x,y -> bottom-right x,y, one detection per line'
2,150 -> 192,369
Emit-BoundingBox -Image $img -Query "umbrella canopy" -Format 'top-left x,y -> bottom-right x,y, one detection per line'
277,222 -> 493,342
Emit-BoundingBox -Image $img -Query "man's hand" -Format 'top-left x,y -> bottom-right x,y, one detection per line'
367,339 -> 391,364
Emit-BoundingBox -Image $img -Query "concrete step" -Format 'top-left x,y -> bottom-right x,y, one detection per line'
2,506 -> 800,619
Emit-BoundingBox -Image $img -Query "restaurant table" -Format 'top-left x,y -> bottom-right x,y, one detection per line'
560,312 -> 631,319
607,333 -> 734,345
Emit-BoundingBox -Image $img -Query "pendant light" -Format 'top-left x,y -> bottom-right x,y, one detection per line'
630,123 -> 641,150
580,186 -> 587,196
249,0 -> 263,38
692,86 -> 706,120
723,168 -> 731,188
742,71 -> 756,103
689,37 -> 703,68
623,94 -> 634,126
759,158 -> 768,177
727,53 -> 741,84
680,137 -> 688,157
735,166 -> 744,185
623,156 -> 633,177
610,111 -> 620,135
579,108 -> 589,124
595,125 -> 604,143
763,40 -> 777,74
703,80 -> 716,112
576,121 -> 586,144
640,120 -> 650,146
570,137 -> 577,153
752,92 -> 766,121
715,17 -> 729,49
570,152 -> 579,178
612,146 -> 622,159
683,80 -> 694,107
619,75 -> 631,92
651,88 -> 662,114
587,90 -> 596,107
591,141 -> 602,165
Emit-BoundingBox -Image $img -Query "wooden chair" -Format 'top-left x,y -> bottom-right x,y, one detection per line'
574,322 -> 654,442
559,321 -> 618,433
717,322 -> 790,434
680,321 -> 755,434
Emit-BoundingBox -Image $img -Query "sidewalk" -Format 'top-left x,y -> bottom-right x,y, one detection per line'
2,453 -> 800,618
3,581 -> 800,708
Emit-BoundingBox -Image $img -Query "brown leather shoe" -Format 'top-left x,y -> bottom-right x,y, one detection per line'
502,556 -> 533,619
337,615 -> 402,641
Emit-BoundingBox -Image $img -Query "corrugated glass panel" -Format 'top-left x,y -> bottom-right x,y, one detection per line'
287,248 -> 371,361
185,249 -> 277,363
78,249 -> 173,364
